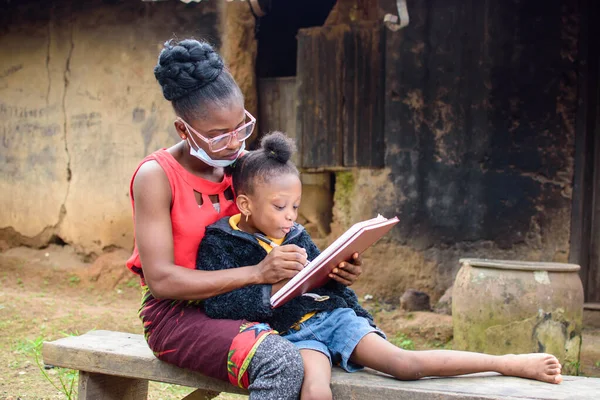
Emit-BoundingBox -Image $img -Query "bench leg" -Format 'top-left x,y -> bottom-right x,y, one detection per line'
181,389 -> 220,400
78,371 -> 149,400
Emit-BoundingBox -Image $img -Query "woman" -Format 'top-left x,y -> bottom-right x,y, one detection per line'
126,38 -> 363,399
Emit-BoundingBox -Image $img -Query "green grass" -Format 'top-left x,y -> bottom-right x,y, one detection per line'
126,278 -> 139,288
428,339 -> 453,350
68,275 -> 81,286
565,360 -> 581,376
389,333 -> 415,350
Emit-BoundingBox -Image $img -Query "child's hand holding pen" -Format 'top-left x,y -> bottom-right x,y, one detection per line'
255,233 -> 310,268
255,242 -> 308,284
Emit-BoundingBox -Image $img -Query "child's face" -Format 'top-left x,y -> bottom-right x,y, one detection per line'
247,173 -> 302,239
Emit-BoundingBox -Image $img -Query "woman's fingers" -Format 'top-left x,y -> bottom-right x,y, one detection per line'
329,268 -> 354,286
331,266 -> 356,281
340,260 -> 362,278
329,253 -> 363,286
350,252 -> 362,266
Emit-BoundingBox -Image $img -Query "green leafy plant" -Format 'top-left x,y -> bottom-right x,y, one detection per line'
16,336 -> 78,400
13,336 -> 44,355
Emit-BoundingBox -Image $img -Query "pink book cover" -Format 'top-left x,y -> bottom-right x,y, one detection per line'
270,215 -> 399,308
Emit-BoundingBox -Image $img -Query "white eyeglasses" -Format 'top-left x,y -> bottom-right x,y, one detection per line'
178,110 -> 256,152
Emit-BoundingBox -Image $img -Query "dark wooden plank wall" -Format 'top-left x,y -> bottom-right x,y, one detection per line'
569,0 -> 600,302
296,23 -> 384,169
342,25 -> 384,167
569,0 -> 594,300
592,78 -> 600,301
590,90 -> 600,301
257,77 -> 299,164
297,25 -> 345,168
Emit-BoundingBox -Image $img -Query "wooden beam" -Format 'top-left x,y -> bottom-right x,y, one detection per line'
325,0 -> 380,25
78,371 -> 148,400
181,389 -> 220,400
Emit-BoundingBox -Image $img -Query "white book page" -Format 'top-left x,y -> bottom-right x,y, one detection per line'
271,215 -> 387,304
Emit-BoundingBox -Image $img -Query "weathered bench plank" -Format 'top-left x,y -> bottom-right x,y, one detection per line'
43,330 -> 245,396
43,330 -> 600,400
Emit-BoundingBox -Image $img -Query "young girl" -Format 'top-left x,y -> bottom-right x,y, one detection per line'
196,132 -> 563,400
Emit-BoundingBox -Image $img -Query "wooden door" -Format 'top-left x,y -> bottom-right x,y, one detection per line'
296,23 -> 385,169
570,0 -> 600,302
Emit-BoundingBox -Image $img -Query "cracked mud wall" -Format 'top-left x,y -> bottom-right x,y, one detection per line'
338,0 -> 581,302
0,0 -> 218,254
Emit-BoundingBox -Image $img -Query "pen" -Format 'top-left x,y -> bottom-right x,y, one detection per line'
253,232 -> 309,268
253,232 -> 279,247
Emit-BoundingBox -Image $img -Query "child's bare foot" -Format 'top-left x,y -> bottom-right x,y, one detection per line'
500,354 -> 562,384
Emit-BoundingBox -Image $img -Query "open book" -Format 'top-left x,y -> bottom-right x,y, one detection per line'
270,215 -> 399,308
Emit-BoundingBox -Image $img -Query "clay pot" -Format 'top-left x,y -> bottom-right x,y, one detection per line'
452,258 -> 584,375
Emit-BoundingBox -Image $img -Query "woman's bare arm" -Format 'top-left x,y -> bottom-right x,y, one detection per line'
132,161 -> 304,300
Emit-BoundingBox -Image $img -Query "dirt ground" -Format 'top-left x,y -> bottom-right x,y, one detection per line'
0,245 -> 599,399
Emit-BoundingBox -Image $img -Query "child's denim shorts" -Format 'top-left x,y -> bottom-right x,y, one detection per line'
281,308 -> 386,372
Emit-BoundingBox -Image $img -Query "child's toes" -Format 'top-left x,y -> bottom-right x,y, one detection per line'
545,359 -> 560,369
544,355 -> 558,363
543,372 -> 562,384
548,366 -> 561,375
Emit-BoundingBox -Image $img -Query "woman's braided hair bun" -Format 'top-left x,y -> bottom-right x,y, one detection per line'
261,131 -> 297,164
154,39 -> 224,101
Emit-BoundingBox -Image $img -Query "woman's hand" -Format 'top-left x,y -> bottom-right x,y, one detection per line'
329,252 -> 363,286
256,244 -> 307,284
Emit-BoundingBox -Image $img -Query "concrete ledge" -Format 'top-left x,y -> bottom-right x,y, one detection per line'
43,330 -> 600,399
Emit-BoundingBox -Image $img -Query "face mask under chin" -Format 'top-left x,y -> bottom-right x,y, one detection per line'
186,139 -> 245,168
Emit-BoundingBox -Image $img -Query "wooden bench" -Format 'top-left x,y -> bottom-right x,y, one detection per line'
43,330 -> 600,400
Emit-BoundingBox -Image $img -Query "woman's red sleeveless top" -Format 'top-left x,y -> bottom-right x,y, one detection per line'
126,149 -> 239,277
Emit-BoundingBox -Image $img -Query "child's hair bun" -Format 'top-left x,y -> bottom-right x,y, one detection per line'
261,131 -> 297,164
154,39 -> 224,101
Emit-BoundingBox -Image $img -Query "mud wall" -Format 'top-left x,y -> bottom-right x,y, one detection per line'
339,0 -> 580,302
0,0 -> 219,254
218,1 -> 258,132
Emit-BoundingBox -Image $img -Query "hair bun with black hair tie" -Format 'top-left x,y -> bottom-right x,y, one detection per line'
261,131 -> 297,164
154,39 -> 224,101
